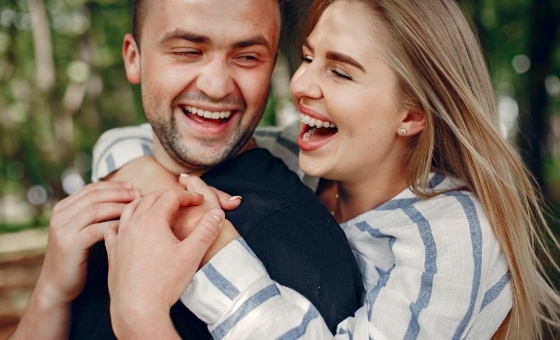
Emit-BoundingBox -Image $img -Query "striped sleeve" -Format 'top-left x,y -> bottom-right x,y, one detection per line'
181,238 -> 333,339
180,191 -> 512,339
339,192 -> 511,339
91,123 -> 153,182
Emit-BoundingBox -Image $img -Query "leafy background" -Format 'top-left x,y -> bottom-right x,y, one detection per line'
0,0 -> 558,334
0,0 -> 559,235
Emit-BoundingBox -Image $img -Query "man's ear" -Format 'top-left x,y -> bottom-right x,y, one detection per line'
399,108 -> 426,136
122,33 -> 141,84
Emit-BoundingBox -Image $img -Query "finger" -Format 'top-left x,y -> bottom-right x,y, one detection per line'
77,220 -> 119,250
213,187 -> 242,211
53,187 -> 139,227
54,181 -> 135,213
179,176 -> 220,207
119,197 -> 143,227
104,223 -> 118,296
148,190 -> 204,225
178,208 -> 224,261
104,222 -> 119,253
179,174 -> 241,210
52,202 -> 128,236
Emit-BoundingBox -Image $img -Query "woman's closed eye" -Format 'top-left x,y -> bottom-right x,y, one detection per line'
330,67 -> 352,80
300,55 -> 313,64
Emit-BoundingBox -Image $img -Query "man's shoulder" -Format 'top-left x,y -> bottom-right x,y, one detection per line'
254,122 -> 319,191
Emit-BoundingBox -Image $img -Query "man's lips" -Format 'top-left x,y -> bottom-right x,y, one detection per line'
182,105 -> 232,120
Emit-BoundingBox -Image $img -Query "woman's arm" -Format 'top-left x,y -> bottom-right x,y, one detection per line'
104,190 -> 227,339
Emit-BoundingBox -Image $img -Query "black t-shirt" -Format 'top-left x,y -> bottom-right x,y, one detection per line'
70,148 -> 362,339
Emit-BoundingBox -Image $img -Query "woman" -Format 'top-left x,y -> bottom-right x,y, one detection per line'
100,0 -> 560,338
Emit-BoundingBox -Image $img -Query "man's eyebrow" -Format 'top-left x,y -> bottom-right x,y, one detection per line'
303,38 -> 365,72
159,30 -> 210,44
232,35 -> 271,50
159,30 -> 271,50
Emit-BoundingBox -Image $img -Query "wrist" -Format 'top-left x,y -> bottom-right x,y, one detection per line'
201,219 -> 239,266
110,302 -> 179,340
31,277 -> 73,312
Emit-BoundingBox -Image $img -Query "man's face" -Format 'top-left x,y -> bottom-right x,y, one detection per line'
124,0 -> 280,171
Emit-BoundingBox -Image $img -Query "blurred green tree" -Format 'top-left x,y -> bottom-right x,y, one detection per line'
0,0 -> 559,231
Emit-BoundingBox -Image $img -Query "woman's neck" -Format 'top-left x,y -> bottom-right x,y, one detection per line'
318,175 -> 409,223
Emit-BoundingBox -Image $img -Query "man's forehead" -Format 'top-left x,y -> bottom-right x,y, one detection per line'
144,0 -> 281,47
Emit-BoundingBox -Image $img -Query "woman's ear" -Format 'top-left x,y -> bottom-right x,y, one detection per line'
122,33 -> 141,84
398,109 -> 426,136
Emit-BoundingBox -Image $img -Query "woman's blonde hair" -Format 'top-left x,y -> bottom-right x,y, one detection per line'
305,0 -> 560,338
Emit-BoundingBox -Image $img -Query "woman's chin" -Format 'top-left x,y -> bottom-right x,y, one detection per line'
298,155 -> 328,179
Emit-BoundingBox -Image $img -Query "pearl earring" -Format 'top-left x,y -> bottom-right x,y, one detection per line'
398,128 -> 408,136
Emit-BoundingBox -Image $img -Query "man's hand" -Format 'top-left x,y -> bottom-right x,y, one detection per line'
105,190 -> 225,339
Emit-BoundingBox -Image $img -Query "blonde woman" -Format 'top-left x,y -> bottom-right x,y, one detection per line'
95,0 -> 560,338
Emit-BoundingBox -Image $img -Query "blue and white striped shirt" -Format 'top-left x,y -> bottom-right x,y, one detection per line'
92,122 -> 512,339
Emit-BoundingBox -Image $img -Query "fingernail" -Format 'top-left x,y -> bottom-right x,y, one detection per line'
229,196 -> 242,201
180,173 -> 189,178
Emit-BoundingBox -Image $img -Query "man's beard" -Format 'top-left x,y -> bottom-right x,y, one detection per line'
152,113 -> 253,171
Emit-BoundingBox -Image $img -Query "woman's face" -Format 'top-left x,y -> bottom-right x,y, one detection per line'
290,0 -> 411,184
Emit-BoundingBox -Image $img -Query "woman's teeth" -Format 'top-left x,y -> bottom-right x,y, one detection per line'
298,112 -> 336,128
298,112 -> 337,142
185,105 -> 231,119
302,128 -> 317,142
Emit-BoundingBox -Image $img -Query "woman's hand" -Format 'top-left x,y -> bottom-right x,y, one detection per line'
105,190 -> 225,339
38,181 -> 139,306
8,181 -> 138,340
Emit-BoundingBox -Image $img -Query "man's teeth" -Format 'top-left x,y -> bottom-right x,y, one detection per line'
186,106 -> 231,119
297,112 -> 336,128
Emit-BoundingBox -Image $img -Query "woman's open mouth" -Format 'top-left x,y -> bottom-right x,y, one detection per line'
298,112 -> 338,142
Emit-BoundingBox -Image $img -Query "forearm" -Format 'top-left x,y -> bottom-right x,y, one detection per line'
8,284 -> 71,340
110,304 -> 180,340
182,238 -> 334,339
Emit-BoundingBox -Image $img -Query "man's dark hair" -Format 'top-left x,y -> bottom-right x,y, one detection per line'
132,0 -> 147,46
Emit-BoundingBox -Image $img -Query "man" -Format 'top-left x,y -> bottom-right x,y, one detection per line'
11,0 -> 362,339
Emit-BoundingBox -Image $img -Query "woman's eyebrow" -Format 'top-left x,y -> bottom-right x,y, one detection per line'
303,38 -> 365,72
326,51 -> 365,72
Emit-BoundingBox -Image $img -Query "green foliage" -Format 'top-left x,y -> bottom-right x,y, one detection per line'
0,0 -> 559,231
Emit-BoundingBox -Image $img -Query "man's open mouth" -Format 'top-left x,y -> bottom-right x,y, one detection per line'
298,112 -> 338,142
183,106 -> 231,120
182,105 -> 232,125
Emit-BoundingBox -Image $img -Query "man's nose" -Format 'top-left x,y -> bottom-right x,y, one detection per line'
195,58 -> 235,100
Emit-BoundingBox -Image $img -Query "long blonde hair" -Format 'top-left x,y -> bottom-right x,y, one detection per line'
305,0 -> 560,338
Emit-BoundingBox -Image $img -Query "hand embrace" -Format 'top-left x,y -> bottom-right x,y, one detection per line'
36,181 -> 139,308
104,189 -> 225,337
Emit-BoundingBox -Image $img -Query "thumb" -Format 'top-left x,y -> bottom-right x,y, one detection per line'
178,208 -> 225,260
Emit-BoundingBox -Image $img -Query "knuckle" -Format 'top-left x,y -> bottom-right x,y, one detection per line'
84,189 -> 100,202
85,205 -> 101,221
198,220 -> 220,243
